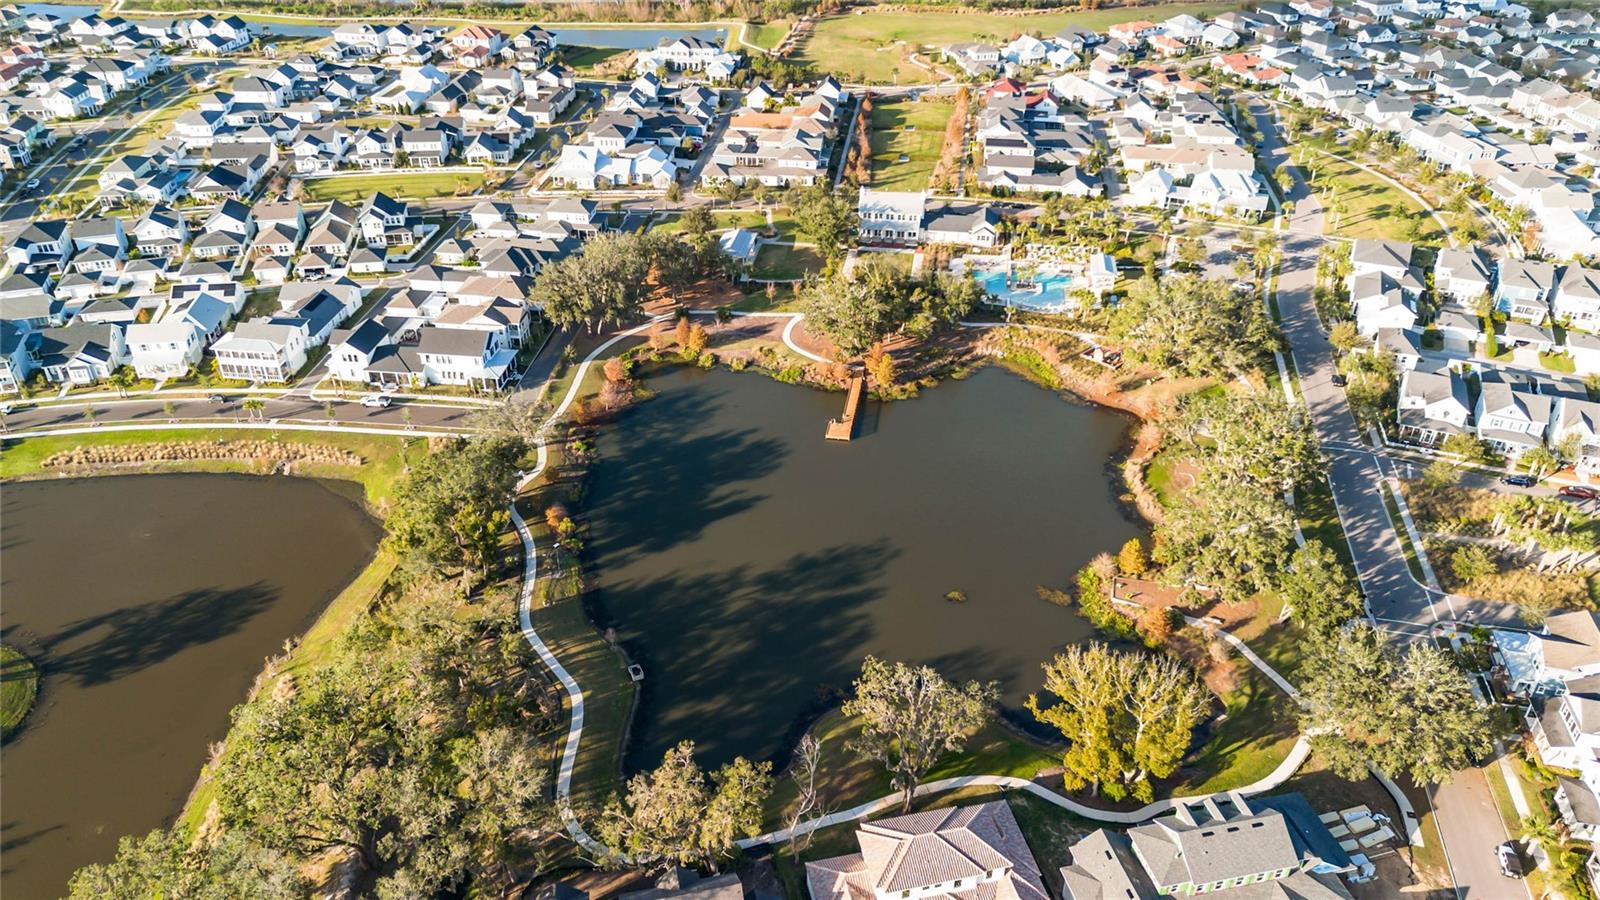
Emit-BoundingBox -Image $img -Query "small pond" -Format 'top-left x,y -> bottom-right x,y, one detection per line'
582,366 -> 1146,772
0,474 -> 381,897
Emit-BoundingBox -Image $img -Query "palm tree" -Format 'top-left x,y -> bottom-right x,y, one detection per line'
242,398 -> 266,421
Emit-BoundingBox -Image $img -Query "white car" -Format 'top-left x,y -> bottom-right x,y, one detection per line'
360,394 -> 392,409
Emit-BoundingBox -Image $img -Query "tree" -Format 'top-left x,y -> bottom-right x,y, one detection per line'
1522,446 -> 1559,480
1107,275 -> 1278,380
1117,537 -> 1147,576
865,345 -> 896,388
1328,320 -> 1362,354
68,828 -> 305,900
679,206 -> 716,241
1156,475 -> 1299,600
1443,433 -> 1495,466
386,436 -> 525,579
800,260 -> 981,359
684,323 -> 709,358
1169,390 -> 1320,491
786,182 -> 858,264
698,756 -> 773,869
1277,540 -> 1361,637
530,233 -> 653,333
1300,623 -> 1494,785
842,657 -> 997,812
1028,643 -> 1210,802
1450,545 -> 1496,585
213,585 -> 554,895
783,735 -> 826,859
596,741 -> 771,870
242,398 -> 265,420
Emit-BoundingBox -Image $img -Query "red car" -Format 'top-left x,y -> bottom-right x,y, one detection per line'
1560,486 -> 1598,500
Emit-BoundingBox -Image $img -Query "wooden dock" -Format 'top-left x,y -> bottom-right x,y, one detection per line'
825,375 -> 866,441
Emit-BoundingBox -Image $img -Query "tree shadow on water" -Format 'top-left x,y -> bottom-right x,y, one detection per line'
594,539 -> 897,773
586,384 -> 788,570
0,820 -> 66,872
30,582 -> 279,687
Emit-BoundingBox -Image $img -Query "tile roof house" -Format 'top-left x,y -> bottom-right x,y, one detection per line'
805,802 -> 1049,900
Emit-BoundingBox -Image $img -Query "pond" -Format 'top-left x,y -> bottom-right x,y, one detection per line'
0,474 -> 381,898
582,366 -> 1146,772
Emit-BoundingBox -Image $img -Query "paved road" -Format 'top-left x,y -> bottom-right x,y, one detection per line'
2,392 -> 476,434
1251,99 -> 1456,632
1430,764 -> 1530,900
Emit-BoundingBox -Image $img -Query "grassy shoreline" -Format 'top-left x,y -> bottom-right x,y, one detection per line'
1,644 -> 41,740
1,428 -> 425,837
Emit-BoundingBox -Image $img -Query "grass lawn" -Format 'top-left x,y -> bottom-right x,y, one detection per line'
302,170 -> 486,203
746,20 -> 791,50
562,45 -> 631,71
867,98 -> 954,192
1295,474 -> 1356,574
751,242 -> 824,280
796,4 -> 1240,83
1,644 -> 39,737
764,708 -> 1061,830
0,428 -> 428,507
1298,152 -> 1445,244
527,591 -> 635,813
1169,661 -> 1300,795
651,208 -> 785,237
1379,482 -> 1430,584
1541,351 -> 1577,374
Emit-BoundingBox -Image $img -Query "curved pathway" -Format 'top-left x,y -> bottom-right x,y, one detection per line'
505,313 -> 1336,853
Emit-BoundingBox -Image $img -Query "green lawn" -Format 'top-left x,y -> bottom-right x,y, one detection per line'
796,4 -> 1240,83
527,592 -> 635,813
1298,152 -> 1445,244
561,45 -> 631,71
0,428 -> 427,507
1542,351 -> 1577,374
1379,482 -> 1430,584
746,20 -> 791,50
764,708 -> 1061,830
651,209 -> 779,236
1,644 -> 39,737
1171,661 -> 1301,795
867,98 -> 955,192
751,242 -> 824,280
302,170 -> 486,203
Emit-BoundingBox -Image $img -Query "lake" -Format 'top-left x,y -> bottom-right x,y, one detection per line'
0,474 -> 381,898
581,366 -> 1146,772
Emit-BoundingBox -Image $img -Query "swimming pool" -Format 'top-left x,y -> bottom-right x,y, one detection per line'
971,267 -> 1076,312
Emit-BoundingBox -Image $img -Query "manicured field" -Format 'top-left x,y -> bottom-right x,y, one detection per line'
1298,152 -> 1445,244
751,241 -> 824,280
301,170 -> 486,203
795,4 -> 1241,83
746,20 -> 791,50
867,98 -> 954,192
562,45 -> 631,71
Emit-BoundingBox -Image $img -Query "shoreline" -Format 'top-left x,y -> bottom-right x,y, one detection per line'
1,435 -> 408,839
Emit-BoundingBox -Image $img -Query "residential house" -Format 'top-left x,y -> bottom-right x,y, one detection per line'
1397,368 -> 1472,447
806,802 -> 1050,900
857,189 -> 926,245
124,319 -> 204,378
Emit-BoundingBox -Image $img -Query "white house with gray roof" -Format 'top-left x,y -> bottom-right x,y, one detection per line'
1060,792 -> 1354,899
805,802 -> 1049,900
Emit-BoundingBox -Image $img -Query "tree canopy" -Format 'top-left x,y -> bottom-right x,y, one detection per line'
800,257 -> 983,358
1027,642 -> 1211,802
786,183 -> 858,263
842,656 -> 997,811
595,741 -> 772,870
385,435 -> 526,587
1300,623 -> 1494,785
531,232 -> 655,333
1107,275 -> 1278,380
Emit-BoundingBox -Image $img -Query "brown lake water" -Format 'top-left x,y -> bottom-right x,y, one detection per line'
0,474 -> 380,898
581,366 -> 1146,772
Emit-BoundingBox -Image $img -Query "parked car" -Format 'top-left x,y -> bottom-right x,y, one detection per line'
360,394 -> 391,408
23,178 -> 39,191
1231,280 -> 1255,294
206,393 -> 227,404
1560,485 -> 1598,500
1498,841 -> 1525,879
1331,373 -> 1348,387
1501,474 -> 1536,488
